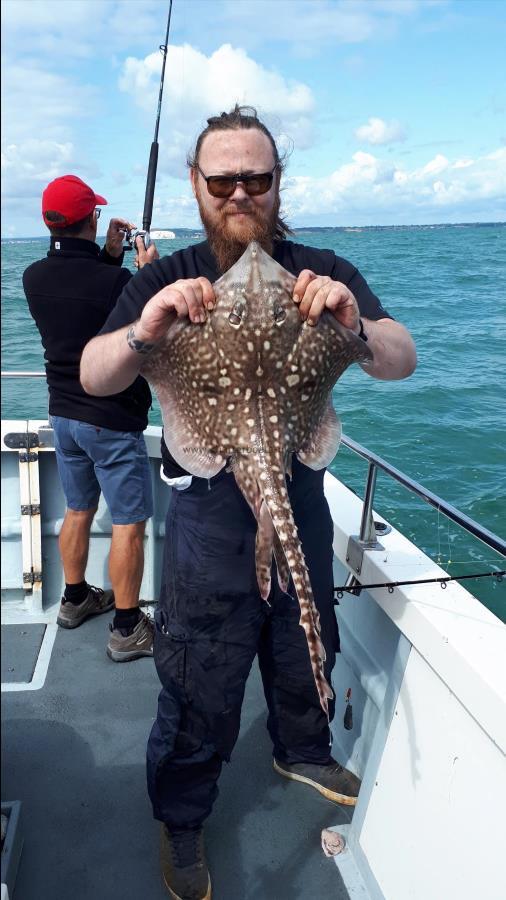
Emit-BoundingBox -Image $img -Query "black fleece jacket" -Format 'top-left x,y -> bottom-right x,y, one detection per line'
23,236 -> 151,431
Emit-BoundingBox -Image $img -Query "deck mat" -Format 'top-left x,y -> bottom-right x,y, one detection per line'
1,624 -> 46,684
1,613 -> 352,899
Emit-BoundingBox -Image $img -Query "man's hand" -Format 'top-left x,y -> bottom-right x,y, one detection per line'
293,270 -> 360,332
134,235 -> 160,269
134,277 -> 215,345
105,218 -> 136,257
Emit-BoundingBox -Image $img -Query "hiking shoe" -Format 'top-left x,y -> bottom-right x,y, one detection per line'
106,610 -> 154,662
160,825 -> 211,900
273,757 -> 361,806
57,586 -> 114,629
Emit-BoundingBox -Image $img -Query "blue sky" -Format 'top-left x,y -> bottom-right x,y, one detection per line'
2,0 -> 505,237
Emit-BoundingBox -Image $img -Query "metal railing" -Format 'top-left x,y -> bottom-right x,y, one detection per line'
340,434 -> 506,558
2,370 -> 505,560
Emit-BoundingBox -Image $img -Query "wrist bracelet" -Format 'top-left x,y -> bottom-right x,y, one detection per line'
126,325 -> 155,355
358,318 -> 368,342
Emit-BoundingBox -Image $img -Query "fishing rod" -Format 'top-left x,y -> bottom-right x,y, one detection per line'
125,0 -> 173,251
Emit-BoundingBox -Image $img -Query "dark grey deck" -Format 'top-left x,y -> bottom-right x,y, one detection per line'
1,624 -> 46,683
2,613 -> 352,899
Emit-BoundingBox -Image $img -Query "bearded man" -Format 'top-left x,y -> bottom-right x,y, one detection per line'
81,105 -> 416,900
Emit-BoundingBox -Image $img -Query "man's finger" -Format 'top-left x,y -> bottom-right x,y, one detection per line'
293,269 -> 317,304
196,277 -> 216,310
306,286 -> 332,325
298,277 -> 330,320
177,283 -> 207,323
324,286 -> 360,330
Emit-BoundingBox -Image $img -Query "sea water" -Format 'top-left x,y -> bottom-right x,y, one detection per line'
1,224 -> 505,619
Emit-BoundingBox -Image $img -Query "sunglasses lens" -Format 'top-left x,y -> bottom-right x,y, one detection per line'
205,172 -> 274,198
244,174 -> 272,195
206,177 -> 236,198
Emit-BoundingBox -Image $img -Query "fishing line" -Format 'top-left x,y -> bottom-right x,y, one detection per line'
125,0 -> 173,251
334,569 -> 505,598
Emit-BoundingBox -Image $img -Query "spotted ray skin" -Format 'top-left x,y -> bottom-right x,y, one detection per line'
142,242 -> 373,715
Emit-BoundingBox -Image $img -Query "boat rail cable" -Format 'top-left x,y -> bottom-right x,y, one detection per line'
124,1 -> 173,252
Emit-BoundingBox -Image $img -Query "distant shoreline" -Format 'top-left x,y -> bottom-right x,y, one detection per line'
2,221 -> 505,241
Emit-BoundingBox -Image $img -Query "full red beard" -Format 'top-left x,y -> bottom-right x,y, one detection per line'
196,185 -> 281,273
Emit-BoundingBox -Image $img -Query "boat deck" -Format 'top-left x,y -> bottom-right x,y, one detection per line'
1,611 -> 352,899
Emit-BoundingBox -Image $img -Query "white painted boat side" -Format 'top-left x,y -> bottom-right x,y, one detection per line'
323,471 -> 505,900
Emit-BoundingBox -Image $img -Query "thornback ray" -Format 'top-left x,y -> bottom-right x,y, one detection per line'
141,241 -> 373,716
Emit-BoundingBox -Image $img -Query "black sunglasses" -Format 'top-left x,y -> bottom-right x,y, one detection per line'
197,164 -> 277,198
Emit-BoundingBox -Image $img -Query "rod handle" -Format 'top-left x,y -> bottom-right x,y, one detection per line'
143,142 -> 159,232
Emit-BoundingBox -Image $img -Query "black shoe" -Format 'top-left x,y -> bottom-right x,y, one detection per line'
273,757 -> 361,806
160,825 -> 211,900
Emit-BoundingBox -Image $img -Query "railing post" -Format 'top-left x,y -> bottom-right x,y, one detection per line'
359,462 -> 378,543
344,462 -> 386,593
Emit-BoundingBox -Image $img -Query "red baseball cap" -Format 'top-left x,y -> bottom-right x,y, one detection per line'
41,174 -> 107,228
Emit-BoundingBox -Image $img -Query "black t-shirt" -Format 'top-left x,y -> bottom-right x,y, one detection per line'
102,238 -> 392,333
23,237 -> 152,431
101,238 -> 391,478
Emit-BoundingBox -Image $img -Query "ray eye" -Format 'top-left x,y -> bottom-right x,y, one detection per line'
273,305 -> 286,325
228,301 -> 244,328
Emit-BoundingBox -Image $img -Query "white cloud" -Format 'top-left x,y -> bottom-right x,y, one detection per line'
2,65 -> 98,143
205,0 -> 431,53
118,43 -> 316,176
1,63 -> 100,207
355,117 -> 406,145
281,147 -> 506,225
1,0 -> 164,60
2,140 -> 75,191
417,153 -> 448,177
0,0 -> 429,67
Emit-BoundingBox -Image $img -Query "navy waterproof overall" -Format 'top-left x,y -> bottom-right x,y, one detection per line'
146,459 -> 340,829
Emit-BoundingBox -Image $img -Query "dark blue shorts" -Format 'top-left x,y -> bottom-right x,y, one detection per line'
50,415 -> 153,525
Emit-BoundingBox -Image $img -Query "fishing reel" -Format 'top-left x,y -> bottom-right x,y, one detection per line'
123,228 -> 152,252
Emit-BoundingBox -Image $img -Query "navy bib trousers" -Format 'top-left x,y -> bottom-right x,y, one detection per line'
146,462 -> 340,829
